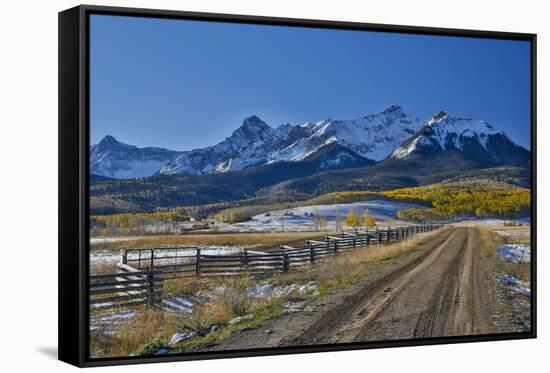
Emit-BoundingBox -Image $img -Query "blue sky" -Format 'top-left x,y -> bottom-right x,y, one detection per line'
90,14 -> 531,150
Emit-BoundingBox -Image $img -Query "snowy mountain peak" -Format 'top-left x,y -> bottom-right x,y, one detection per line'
428,114 -> 502,141
273,107 -> 423,162
428,110 -> 448,125
98,135 -> 118,145
242,115 -> 267,128
90,136 -> 181,179
95,135 -> 136,150
230,115 -> 274,143
381,105 -> 404,114
391,112 -> 528,167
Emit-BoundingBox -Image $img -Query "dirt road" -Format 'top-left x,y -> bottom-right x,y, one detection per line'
289,227 -> 487,345
193,227 -> 495,351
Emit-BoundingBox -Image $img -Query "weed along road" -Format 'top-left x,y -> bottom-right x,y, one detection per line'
193,227 -> 493,351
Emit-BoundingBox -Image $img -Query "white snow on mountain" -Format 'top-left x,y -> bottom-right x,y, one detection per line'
158,106 -> 422,175
391,136 -> 424,159
269,105 -> 422,163
91,107 -> 527,179
90,136 -> 181,179
159,115 -> 295,175
425,112 -> 502,149
391,111 -> 505,160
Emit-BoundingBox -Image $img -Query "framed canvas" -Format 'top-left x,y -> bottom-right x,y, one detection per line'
58,4 -> 537,367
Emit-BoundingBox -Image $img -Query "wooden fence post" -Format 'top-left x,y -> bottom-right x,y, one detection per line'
196,248 -> 201,277
146,267 -> 154,306
310,245 -> 315,263
242,249 -> 249,272
281,247 -> 289,272
150,248 -> 155,269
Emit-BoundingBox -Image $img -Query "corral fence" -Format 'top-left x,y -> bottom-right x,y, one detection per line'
119,224 -> 441,280
90,268 -> 163,310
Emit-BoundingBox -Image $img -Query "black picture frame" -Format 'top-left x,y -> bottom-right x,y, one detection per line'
59,4 -> 537,367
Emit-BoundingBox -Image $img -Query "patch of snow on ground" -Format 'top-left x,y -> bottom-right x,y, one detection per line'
496,244 -> 531,263
497,274 -> 531,297
222,200 -> 426,233
162,296 -> 194,314
247,281 -> 318,299
478,217 -> 531,226
90,310 -> 135,334
493,230 -> 526,237
90,236 -> 140,244
89,249 -> 123,271
168,332 -> 195,346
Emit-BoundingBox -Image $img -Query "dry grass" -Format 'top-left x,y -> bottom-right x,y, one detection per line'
90,231 -> 330,251
90,309 -> 178,358
89,263 -> 121,275
477,226 -> 503,257
162,277 -> 210,298
90,277 -> 292,358
270,226 -> 452,290
499,226 -> 531,246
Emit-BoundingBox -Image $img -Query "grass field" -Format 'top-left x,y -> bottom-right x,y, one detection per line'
90,231 -> 330,251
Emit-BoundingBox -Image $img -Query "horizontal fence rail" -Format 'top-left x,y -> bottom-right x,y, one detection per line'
118,224 -> 441,279
89,268 -> 163,310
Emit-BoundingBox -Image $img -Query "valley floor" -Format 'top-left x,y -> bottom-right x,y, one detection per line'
219,200 -> 425,233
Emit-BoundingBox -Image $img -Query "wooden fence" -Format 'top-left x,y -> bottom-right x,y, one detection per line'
119,224 -> 441,279
90,268 -> 163,310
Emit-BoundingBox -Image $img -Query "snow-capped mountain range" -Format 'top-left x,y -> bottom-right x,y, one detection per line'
159,105 -> 421,175
90,106 -> 529,179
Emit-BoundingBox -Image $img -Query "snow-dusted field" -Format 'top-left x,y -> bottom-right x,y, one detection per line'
90,245 -> 262,272
88,199 -> 429,271
90,236 -> 140,245
221,200 -> 426,233
496,244 -> 531,264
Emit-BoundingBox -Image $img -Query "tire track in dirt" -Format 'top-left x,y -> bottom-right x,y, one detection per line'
412,229 -> 470,338
412,228 -> 487,338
